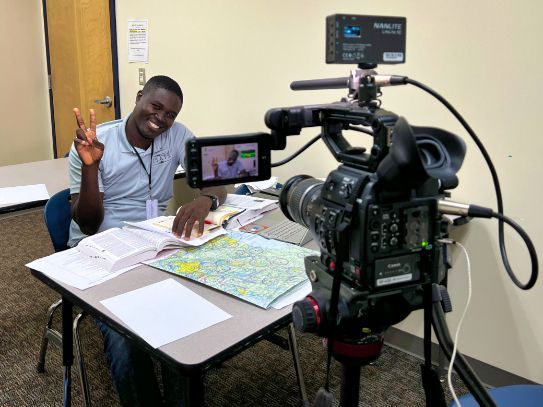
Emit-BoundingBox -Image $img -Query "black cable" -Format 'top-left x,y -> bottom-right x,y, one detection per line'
346,125 -> 373,135
405,78 -> 525,289
490,211 -> 539,289
271,134 -> 322,168
271,126 -> 371,169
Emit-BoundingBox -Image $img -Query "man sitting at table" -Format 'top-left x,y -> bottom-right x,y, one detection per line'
211,149 -> 249,179
69,75 -> 226,406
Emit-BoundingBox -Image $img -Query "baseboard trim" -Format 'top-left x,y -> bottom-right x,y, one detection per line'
384,327 -> 537,388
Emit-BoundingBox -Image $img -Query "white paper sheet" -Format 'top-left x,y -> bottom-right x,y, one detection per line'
0,184 -> 49,206
223,194 -> 278,211
26,248 -> 137,290
234,177 -> 278,192
128,20 -> 149,63
101,278 -> 232,348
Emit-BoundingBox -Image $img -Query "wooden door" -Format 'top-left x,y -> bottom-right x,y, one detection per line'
45,0 -> 116,158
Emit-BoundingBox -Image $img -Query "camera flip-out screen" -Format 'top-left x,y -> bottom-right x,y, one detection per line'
185,133 -> 271,188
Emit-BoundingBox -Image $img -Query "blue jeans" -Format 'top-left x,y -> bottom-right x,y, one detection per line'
97,320 -> 187,406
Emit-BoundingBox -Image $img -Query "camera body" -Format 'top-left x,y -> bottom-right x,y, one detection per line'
276,104 -> 457,337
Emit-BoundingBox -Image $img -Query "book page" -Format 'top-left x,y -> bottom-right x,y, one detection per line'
219,195 -> 279,229
132,216 -> 222,235
124,217 -> 227,247
123,227 -> 175,248
76,228 -> 158,271
205,205 -> 245,226
78,228 -> 152,258
26,248 -> 138,290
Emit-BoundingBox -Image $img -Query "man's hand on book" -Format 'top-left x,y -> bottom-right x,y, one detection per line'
172,196 -> 212,240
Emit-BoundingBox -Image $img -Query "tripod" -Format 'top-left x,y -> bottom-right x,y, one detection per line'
306,284 -> 496,407
319,283 -> 497,407
329,334 -> 385,406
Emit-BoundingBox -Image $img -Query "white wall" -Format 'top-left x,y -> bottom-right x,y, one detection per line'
115,0 -> 543,383
0,1 -> 52,165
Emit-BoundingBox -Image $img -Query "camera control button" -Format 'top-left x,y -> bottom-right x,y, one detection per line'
339,183 -> 352,198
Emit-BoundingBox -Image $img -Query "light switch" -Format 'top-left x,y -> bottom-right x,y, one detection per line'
138,68 -> 146,85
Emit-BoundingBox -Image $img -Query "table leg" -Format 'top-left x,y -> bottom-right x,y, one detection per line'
287,323 -> 309,406
187,370 -> 205,407
61,296 -> 73,407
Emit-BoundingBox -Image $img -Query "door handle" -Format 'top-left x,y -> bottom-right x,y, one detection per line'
94,96 -> 113,108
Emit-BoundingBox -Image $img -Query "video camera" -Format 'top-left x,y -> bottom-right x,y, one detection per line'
186,13 -> 464,334
185,14 -> 538,407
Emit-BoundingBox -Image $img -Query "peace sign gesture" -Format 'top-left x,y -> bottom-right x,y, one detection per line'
211,157 -> 219,177
73,108 -> 104,166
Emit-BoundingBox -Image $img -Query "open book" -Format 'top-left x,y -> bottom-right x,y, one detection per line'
203,205 -> 247,229
219,194 -> 279,228
77,223 -> 225,272
128,195 -> 279,234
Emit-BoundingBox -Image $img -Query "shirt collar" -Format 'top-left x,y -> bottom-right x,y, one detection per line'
118,114 -> 134,153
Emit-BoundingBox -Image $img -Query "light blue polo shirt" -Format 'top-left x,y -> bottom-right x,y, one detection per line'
68,114 -> 195,247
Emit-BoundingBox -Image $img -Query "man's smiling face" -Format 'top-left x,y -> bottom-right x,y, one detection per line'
132,87 -> 182,140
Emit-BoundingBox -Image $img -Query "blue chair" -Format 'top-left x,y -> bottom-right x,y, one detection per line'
38,188 -> 92,406
451,384 -> 543,406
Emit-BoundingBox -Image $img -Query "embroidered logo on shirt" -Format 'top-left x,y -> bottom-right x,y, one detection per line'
153,152 -> 172,165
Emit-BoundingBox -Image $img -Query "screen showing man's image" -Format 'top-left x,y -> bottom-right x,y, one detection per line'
202,143 -> 259,181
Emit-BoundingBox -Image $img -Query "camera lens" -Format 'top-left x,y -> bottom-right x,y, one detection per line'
279,175 -> 323,227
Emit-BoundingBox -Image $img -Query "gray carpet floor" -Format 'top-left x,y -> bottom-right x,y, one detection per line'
0,208 -> 468,406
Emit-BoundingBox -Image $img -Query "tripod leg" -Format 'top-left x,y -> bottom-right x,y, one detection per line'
339,362 -> 361,407
432,299 -> 496,407
421,284 -> 447,407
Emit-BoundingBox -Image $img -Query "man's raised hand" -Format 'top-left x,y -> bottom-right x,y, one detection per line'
73,108 -> 104,166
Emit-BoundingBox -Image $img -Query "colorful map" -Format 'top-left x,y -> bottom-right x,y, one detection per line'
147,230 -> 318,308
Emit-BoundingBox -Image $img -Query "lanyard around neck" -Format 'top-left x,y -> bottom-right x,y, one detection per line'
131,141 -> 154,197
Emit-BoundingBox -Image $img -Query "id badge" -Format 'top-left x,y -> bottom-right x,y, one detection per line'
146,198 -> 158,219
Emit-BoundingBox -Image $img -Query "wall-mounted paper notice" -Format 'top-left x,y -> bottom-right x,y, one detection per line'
128,20 -> 149,63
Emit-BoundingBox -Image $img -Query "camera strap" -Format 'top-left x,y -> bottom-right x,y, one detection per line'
321,227 -> 349,401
